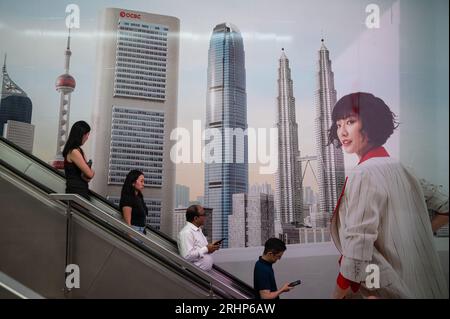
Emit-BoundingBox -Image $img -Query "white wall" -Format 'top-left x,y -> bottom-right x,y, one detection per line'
214,239 -> 449,299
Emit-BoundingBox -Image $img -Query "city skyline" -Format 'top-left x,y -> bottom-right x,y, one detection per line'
0,0 -> 448,203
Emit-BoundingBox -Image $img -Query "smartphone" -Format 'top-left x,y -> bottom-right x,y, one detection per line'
288,280 -> 302,287
214,238 -> 225,245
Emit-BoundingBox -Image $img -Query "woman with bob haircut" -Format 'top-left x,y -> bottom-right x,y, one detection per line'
328,92 -> 448,299
63,120 -> 94,200
119,170 -> 148,234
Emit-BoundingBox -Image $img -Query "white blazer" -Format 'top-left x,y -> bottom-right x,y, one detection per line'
331,156 -> 448,298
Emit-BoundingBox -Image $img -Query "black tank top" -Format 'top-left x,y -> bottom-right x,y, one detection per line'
64,148 -> 90,200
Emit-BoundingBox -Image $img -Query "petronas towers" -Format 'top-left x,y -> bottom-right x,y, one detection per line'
314,40 -> 345,227
275,40 -> 345,232
275,49 -> 303,226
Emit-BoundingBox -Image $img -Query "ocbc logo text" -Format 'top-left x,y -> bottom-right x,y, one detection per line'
120,11 -> 141,19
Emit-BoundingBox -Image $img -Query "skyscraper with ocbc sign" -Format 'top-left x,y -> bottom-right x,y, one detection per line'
90,8 -> 180,234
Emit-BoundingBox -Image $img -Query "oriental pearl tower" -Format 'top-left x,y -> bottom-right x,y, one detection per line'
51,30 -> 76,169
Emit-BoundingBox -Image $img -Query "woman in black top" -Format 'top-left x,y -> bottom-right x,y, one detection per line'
120,170 -> 148,234
62,121 -> 95,200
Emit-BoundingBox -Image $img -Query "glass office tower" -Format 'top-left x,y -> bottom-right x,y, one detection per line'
204,23 -> 248,248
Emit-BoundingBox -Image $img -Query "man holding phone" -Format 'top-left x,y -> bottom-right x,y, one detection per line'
178,205 -> 221,271
253,238 -> 297,299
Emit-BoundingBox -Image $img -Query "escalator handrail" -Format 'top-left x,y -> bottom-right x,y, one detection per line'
0,271 -> 45,299
0,137 -> 66,178
1,137 -> 255,296
0,158 -> 55,194
48,193 -> 249,299
0,137 -> 121,211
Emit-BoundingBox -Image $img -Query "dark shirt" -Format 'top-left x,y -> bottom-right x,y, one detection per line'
253,256 -> 278,299
119,193 -> 148,227
64,148 -> 89,200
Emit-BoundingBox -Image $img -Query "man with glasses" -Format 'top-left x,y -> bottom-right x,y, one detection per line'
178,205 -> 220,271
254,238 -> 294,299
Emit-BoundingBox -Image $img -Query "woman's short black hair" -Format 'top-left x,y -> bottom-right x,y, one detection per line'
120,169 -> 144,199
328,92 -> 399,148
263,238 -> 286,255
62,121 -> 91,158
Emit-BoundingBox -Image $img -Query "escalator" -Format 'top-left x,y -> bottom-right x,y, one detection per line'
0,271 -> 44,299
0,137 -> 255,299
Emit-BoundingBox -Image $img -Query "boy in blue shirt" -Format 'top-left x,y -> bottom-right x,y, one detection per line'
253,238 -> 294,299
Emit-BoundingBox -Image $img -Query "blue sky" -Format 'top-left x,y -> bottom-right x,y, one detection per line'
1,0 -> 447,199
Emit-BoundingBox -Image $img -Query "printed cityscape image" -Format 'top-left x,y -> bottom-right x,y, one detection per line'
0,0 -> 448,300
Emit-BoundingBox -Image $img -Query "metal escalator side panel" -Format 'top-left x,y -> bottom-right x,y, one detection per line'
1,138 -> 255,298
49,193 -> 250,299
0,168 -> 214,298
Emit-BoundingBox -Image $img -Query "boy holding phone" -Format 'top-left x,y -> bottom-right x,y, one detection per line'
253,238 -> 298,299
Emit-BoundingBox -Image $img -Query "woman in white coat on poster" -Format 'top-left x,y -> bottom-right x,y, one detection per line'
328,92 -> 448,299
